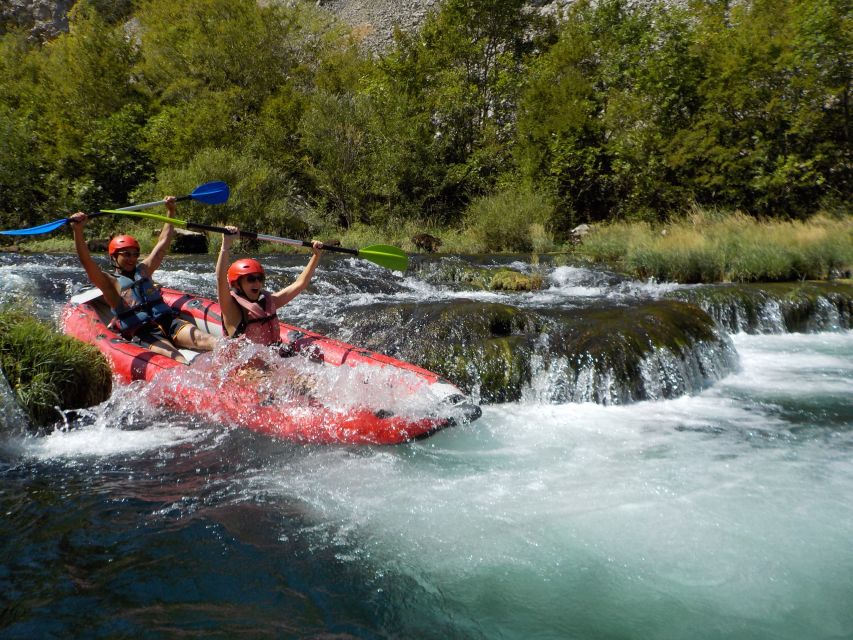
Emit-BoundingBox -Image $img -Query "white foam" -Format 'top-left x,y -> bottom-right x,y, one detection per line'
16,422 -> 200,460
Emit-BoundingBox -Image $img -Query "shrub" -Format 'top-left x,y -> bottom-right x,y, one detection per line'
464,188 -> 555,252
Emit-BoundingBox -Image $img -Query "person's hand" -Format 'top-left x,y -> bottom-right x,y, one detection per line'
68,212 -> 88,226
222,226 -> 238,247
310,240 -> 324,257
164,195 -> 177,217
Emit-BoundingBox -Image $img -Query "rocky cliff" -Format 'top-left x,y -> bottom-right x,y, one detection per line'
1,0 -> 74,40
2,0 -> 568,50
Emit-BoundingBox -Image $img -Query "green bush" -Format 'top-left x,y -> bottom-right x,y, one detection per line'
464,188 -> 555,252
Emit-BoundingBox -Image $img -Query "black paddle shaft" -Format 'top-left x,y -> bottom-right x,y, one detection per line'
185,221 -> 359,256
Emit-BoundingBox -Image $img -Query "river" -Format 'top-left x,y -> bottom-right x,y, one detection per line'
1,252 -> 852,639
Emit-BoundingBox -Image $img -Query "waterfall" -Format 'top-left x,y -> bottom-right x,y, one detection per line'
522,329 -> 739,405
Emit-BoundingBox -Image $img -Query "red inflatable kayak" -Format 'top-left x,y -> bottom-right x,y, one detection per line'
61,287 -> 480,444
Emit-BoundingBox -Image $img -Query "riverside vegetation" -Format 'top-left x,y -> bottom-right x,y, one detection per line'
0,0 -> 849,283
0,308 -> 112,429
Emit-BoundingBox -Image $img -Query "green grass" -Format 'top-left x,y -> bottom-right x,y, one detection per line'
576,211 -> 853,283
0,309 -> 112,428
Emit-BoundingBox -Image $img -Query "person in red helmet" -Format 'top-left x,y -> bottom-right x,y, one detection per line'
69,196 -> 217,363
215,226 -> 323,344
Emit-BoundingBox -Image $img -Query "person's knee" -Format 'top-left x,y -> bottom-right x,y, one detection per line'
186,328 -> 216,351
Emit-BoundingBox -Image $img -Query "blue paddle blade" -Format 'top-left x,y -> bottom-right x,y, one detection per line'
191,181 -> 229,205
0,217 -> 69,236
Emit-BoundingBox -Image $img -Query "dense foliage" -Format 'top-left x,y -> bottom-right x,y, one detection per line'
0,0 -> 849,245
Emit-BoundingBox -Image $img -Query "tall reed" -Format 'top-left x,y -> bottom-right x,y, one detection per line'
577,212 -> 853,283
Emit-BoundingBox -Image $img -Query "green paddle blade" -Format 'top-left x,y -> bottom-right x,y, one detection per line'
358,244 -> 409,271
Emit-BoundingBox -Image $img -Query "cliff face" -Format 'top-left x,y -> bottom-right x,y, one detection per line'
0,0 -> 74,40
2,0 -> 567,49
317,0 -> 443,50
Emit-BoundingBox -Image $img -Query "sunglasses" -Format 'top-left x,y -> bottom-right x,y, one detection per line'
116,251 -> 140,258
243,274 -> 265,283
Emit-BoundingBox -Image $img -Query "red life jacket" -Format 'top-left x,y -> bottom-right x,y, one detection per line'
228,291 -> 280,345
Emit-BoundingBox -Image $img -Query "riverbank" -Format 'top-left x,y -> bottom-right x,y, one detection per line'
572,211 -> 853,283
3,210 -> 850,286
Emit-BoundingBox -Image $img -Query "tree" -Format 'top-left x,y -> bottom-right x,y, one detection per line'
517,0 -> 703,229
674,0 -> 851,215
369,0 -> 550,223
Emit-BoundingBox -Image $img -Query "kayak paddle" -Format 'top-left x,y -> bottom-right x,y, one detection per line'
0,181 -> 230,236
97,209 -> 409,271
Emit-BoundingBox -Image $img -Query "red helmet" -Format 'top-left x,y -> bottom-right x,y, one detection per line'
108,235 -> 140,257
227,259 -> 265,286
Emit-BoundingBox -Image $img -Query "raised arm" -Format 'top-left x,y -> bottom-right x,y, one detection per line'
69,212 -> 120,308
270,241 -> 323,310
141,195 -> 177,274
215,226 -> 243,336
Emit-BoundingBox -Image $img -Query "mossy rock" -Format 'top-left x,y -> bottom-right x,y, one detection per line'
668,281 -> 853,333
416,260 -> 545,292
540,300 -> 734,404
342,301 -> 544,402
0,310 -> 112,430
489,269 -> 544,291
342,299 -> 734,404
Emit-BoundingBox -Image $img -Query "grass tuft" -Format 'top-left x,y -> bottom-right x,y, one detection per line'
0,309 -> 112,428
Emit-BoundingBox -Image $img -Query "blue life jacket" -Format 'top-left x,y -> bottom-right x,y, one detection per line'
109,267 -> 174,338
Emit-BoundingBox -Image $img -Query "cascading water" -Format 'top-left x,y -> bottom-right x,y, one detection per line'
1,369 -> 28,433
1,251 -> 851,639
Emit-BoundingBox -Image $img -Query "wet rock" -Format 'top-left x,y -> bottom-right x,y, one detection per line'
539,300 -> 736,404
342,299 -> 736,405
344,301 -> 544,403
417,259 -> 545,292
172,228 -> 208,254
1,369 -> 28,430
667,282 -> 853,333
489,268 -> 543,291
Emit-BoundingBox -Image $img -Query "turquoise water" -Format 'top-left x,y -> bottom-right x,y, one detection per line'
1,255 -> 852,639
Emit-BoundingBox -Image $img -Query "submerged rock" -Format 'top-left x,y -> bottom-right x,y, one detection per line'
342,299 -> 736,405
667,282 -> 853,333
0,310 -> 111,431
